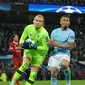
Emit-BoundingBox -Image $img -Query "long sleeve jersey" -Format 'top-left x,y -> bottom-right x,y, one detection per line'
20,24 -> 50,56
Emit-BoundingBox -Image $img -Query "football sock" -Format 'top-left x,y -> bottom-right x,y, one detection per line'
51,78 -> 58,85
64,67 -> 71,85
25,71 -> 37,85
10,63 -> 28,85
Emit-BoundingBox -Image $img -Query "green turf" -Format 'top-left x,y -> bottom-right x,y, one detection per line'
0,80 -> 85,85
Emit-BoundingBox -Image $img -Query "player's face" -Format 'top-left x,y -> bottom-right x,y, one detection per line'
33,16 -> 44,28
13,35 -> 19,42
60,17 -> 70,30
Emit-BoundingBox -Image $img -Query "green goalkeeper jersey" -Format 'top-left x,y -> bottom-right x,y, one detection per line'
20,24 -> 50,56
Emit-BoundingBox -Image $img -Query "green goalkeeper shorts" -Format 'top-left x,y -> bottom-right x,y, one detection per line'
23,49 -> 46,67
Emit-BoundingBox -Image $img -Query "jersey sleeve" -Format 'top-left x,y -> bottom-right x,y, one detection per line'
68,30 -> 75,42
38,32 -> 50,51
9,43 -> 16,53
20,26 -> 28,44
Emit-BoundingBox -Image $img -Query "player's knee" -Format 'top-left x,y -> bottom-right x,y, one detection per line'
61,62 -> 69,69
51,72 -> 57,77
61,59 -> 69,69
51,67 -> 58,77
14,65 -> 19,70
31,66 -> 40,72
19,63 -> 28,72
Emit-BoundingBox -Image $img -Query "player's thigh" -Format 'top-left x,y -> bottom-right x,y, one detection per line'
12,58 -> 19,69
31,66 -> 40,72
23,50 -> 33,59
61,55 -> 70,68
48,56 -> 59,76
31,55 -> 45,68
50,67 -> 58,76
48,56 -> 61,70
18,58 -> 22,67
23,50 -> 33,64
23,56 -> 31,64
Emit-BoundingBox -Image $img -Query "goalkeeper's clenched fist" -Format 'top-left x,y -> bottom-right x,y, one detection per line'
20,38 -> 37,49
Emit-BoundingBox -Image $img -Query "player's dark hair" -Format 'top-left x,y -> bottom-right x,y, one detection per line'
60,15 -> 70,20
10,34 -> 17,42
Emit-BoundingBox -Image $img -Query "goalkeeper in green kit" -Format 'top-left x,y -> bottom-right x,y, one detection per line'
10,14 -> 50,85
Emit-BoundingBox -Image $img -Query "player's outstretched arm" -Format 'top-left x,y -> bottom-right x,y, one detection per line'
47,40 -> 74,50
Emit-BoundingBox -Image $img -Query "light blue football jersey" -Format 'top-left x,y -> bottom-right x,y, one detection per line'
51,28 -> 75,56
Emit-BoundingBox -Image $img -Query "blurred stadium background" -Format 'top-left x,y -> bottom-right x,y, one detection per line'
0,0 -> 85,85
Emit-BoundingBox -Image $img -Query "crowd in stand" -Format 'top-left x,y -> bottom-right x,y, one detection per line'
0,23 -> 26,54
0,0 -> 85,5
29,0 -> 85,5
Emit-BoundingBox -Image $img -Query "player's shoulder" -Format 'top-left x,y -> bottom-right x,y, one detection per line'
27,24 -> 34,27
51,28 -> 60,33
10,42 -> 14,45
68,28 -> 75,34
25,24 -> 34,29
42,26 -> 49,34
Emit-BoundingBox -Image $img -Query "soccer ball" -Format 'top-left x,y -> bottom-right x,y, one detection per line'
56,6 -> 82,14
25,38 -> 35,44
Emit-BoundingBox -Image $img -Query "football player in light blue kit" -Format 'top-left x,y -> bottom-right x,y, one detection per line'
48,15 -> 75,85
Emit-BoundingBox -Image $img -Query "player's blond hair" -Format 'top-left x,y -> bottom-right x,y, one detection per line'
33,14 -> 45,26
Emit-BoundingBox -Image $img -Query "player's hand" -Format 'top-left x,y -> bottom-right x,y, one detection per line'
21,42 -> 37,49
20,39 -> 37,49
15,46 -> 24,50
47,40 -> 58,47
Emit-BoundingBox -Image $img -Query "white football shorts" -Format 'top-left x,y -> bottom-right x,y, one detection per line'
48,54 -> 70,70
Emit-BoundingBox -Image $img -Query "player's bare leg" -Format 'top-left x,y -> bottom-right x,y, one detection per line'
50,67 -> 58,85
61,59 -> 71,85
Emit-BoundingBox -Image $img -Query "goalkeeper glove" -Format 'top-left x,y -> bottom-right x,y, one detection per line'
20,39 -> 37,49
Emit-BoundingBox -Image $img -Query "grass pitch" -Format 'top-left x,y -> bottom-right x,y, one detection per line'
0,80 -> 85,85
